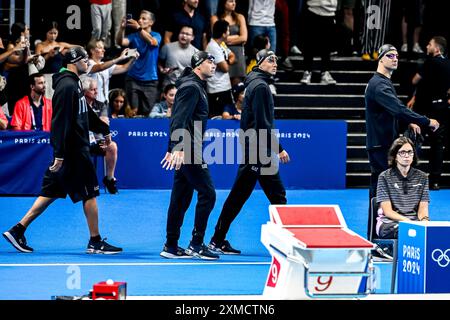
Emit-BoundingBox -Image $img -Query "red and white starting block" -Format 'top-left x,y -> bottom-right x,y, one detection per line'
261,205 -> 375,299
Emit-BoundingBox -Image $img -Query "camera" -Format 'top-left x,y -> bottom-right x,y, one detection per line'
126,13 -> 132,20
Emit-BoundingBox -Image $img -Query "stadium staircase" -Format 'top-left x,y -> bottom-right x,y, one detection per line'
275,56 -> 449,188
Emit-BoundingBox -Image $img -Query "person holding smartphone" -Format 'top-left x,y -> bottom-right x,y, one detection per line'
85,38 -> 138,104
116,10 -> 161,117
35,21 -> 77,98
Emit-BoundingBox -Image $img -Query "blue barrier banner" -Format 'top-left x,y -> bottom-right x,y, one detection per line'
0,119 -> 347,194
398,221 -> 450,294
426,226 -> 450,293
0,131 -> 53,195
397,222 -> 426,293
110,119 -> 347,189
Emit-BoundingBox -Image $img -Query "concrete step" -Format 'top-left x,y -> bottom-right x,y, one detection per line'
275,106 -> 365,119
276,70 -> 403,83
276,82 -> 401,95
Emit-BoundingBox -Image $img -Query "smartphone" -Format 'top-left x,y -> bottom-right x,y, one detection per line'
126,48 -> 137,57
126,13 -> 132,20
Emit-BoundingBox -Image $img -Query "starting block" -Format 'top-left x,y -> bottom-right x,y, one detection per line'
261,205 -> 375,299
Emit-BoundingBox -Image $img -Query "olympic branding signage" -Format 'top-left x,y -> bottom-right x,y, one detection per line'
431,249 -> 450,268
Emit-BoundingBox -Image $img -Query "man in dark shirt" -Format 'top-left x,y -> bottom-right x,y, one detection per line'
407,36 -> 450,190
160,51 -> 218,260
364,43 -> 439,238
208,49 -> 290,255
164,0 -> 208,50
3,47 -> 122,254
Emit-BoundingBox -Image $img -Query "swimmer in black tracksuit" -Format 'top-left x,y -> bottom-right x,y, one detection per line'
208,49 -> 290,255
160,51 -> 219,260
3,47 -> 122,254
364,44 -> 439,239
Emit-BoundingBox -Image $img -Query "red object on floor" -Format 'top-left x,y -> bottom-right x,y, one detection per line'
92,281 -> 127,300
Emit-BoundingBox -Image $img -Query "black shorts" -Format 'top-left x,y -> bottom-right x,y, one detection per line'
40,150 -> 100,203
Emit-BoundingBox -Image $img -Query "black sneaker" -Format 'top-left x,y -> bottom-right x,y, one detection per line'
3,228 -> 33,253
86,238 -> 122,254
103,176 -> 118,194
186,242 -> 219,260
208,240 -> 241,255
160,245 -> 192,259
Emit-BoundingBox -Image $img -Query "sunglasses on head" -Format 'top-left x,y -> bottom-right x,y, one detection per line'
385,53 -> 399,59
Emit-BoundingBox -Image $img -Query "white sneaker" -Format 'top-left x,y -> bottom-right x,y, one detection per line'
401,43 -> 408,52
300,71 -> 312,84
281,57 -> 294,70
290,45 -> 302,55
320,71 -> 336,85
412,43 -> 424,54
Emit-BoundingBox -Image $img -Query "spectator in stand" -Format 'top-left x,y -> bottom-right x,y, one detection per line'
116,10 -> 161,117
211,0 -> 248,85
164,0 -> 208,50
247,0 -> 277,59
337,0 -> 359,56
222,81 -> 244,120
90,0 -> 113,47
361,0 -> 391,61
82,77 -> 119,194
11,73 -> 52,131
299,0 -> 337,85
275,0 -> 294,69
203,0 -> 220,20
288,0 -> 304,57
206,19 -> 235,118
149,84 -> 177,118
406,36 -> 450,190
246,34 -> 270,74
399,0 -> 424,55
158,26 -> 199,88
85,39 -> 138,104
108,88 -> 129,118
0,105 -> 7,130
0,74 -> 6,116
4,22 -> 32,115
35,21 -> 78,98
112,0 -> 127,48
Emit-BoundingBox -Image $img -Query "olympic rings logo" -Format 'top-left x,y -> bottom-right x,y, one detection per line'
110,130 -> 119,138
431,249 -> 450,268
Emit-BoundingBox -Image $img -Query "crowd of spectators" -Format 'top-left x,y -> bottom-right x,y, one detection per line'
0,0 -> 448,123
